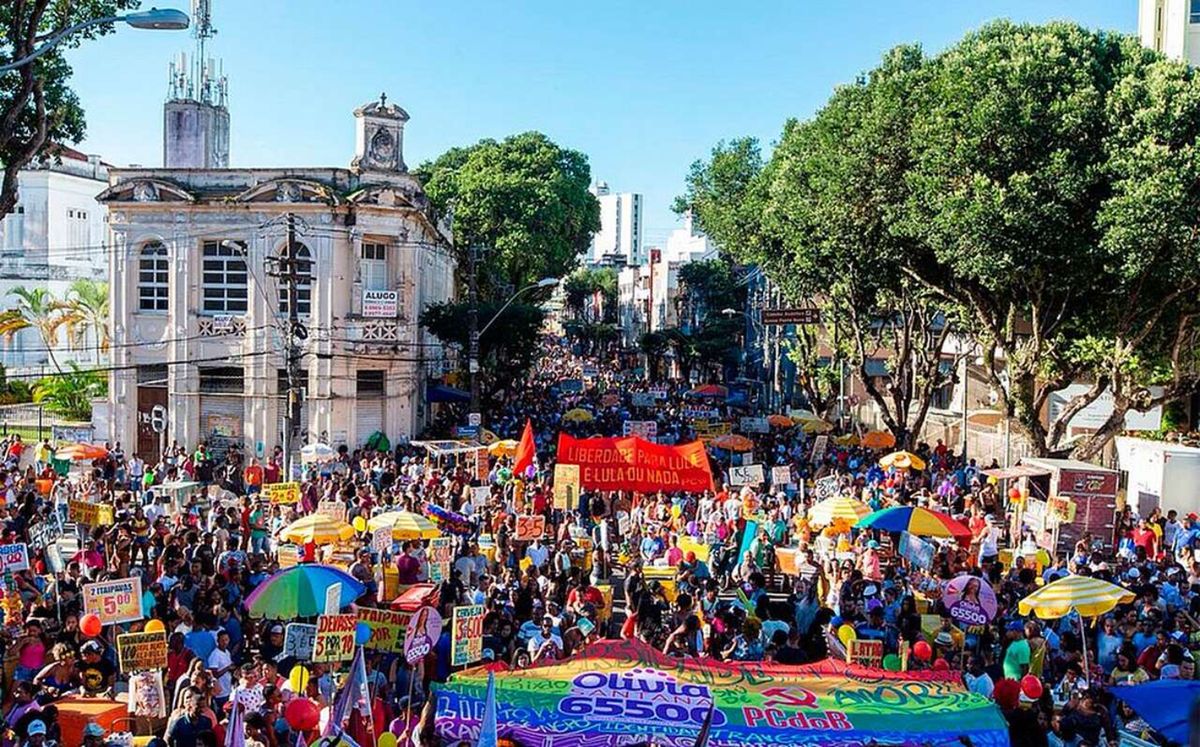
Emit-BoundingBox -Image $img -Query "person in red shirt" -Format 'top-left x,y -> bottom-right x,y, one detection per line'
243,458 -> 264,494
566,577 -> 604,615
1131,518 -> 1158,559
263,458 -> 281,484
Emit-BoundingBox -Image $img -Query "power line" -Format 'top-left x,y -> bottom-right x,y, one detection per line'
0,350 -> 273,381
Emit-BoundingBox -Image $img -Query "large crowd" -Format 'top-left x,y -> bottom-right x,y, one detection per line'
0,337 -> 1190,747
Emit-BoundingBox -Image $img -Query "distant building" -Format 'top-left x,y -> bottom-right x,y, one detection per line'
588,182 -> 643,266
617,248 -> 682,346
662,211 -> 716,265
0,148 -> 109,371
1139,0 -> 1200,66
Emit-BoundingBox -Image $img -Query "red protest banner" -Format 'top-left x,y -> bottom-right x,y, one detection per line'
556,433 -> 715,494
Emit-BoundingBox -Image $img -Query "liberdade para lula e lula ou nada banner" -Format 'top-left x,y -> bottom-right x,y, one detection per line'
555,433 -> 715,493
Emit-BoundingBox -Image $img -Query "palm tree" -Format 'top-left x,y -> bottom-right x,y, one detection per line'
33,361 -> 105,421
0,286 -> 69,372
59,279 -> 110,363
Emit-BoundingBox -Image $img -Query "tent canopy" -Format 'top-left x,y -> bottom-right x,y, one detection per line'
427,383 -> 471,403
411,440 -> 484,457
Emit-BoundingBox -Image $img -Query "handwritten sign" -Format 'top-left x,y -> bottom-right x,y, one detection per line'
471,485 -> 491,509
810,435 -> 829,465
428,537 -> 454,584
728,463 -> 764,487
0,542 -> 29,572
324,583 -> 341,615
69,499 -> 114,527
846,638 -> 884,668
313,614 -> 357,662
357,607 -> 408,653
771,466 -> 792,486
371,526 -> 392,555
898,531 -> 934,570
83,577 -> 143,625
316,500 -> 347,523
404,606 -> 443,665
815,475 -> 840,501
451,604 -> 485,667
553,464 -> 580,511
263,482 -> 300,505
282,623 -> 316,661
117,631 -> 168,673
474,447 -> 490,482
515,515 -> 546,542
622,420 -> 658,439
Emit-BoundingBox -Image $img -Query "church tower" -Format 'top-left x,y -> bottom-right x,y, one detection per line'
163,0 -> 230,168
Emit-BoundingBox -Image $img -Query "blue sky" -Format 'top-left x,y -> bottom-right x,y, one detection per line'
67,0 -> 1134,247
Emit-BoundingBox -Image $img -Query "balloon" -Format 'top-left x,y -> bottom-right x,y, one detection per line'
671,505 -> 682,518
143,619 -> 166,634
987,475 -> 999,486
932,658 -> 950,671
285,698 -> 319,731
80,613 -> 102,638
352,516 -> 367,533
837,624 -> 857,647
882,654 -> 902,671
1008,487 -> 1021,501
1020,674 -> 1044,699
378,734 -> 398,747
912,640 -> 932,661
288,665 -> 310,694
355,621 -> 372,646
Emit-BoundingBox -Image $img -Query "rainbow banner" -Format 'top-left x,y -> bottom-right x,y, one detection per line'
433,640 -> 1007,746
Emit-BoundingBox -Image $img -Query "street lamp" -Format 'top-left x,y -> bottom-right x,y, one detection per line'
479,277 -> 559,336
0,8 -> 189,73
468,276 -> 559,417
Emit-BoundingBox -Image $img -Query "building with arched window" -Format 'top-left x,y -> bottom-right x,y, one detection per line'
100,98 -> 456,462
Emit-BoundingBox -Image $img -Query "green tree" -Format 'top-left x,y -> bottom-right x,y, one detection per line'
59,279 -> 109,362
674,259 -> 744,331
1,1 -> 138,218
563,267 -> 617,323
33,361 -> 105,421
415,132 -> 601,299
638,331 -> 669,382
420,300 -> 546,382
0,286 -> 69,371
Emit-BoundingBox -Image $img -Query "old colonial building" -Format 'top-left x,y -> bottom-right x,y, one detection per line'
100,99 -> 456,461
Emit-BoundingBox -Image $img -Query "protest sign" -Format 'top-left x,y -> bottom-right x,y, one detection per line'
846,639 -> 884,668
898,532 -> 934,570
810,435 -> 829,464
0,543 -> 29,572
631,392 -> 657,408
515,515 -> 546,542
316,500 -> 347,523
556,433 -> 715,494
739,416 -> 770,434
313,614 -> 357,662
553,464 -> 580,511
357,607 -> 408,653
814,475 -> 840,501
324,583 -> 342,615
404,606 -> 443,665
451,605 -> 485,667
117,631 -> 168,672
83,577 -> 143,625
622,420 -> 658,439
471,485 -> 491,509
428,537 -> 454,584
474,447 -> 490,482
27,518 -> 60,550
371,526 -> 392,555
282,623 -> 316,661
128,670 -> 167,719
728,463 -> 765,487
771,465 -> 792,486
69,499 -> 114,527
263,482 -> 300,505
683,407 -> 721,421
943,575 -> 998,626
649,385 -> 669,400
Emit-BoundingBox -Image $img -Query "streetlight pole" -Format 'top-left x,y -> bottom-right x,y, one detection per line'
467,246 -> 481,420
0,9 -> 189,73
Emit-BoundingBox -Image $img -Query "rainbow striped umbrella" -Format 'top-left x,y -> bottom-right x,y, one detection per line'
244,564 -> 365,619
855,505 -> 971,541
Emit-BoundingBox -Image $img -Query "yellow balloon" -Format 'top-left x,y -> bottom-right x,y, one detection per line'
144,619 -> 166,634
987,476 -> 999,486
289,664 -> 310,693
352,516 -> 367,533
671,505 -> 682,518
837,624 -> 857,647
378,734 -> 398,747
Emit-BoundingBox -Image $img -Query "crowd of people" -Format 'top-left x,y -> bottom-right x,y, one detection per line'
0,337 -> 1190,747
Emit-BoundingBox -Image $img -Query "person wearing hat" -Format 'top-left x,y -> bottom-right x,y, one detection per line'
76,640 -> 115,698
21,718 -> 48,747
1002,619 -> 1031,680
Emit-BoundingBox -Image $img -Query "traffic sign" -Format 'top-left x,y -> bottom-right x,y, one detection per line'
762,308 -> 821,325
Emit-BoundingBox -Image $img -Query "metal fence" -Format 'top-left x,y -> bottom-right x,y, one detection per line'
0,403 -> 91,442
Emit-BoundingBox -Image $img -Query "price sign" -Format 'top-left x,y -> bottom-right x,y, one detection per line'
403,606 -> 443,665
263,482 -> 300,504
316,500 -> 347,523
357,607 -> 408,653
313,614 -> 357,663
428,537 -> 454,584
515,515 -> 546,542
69,499 -> 114,527
371,526 -> 392,554
0,542 -> 29,572
451,605 -> 485,666
117,631 -> 168,673
282,623 -> 316,661
83,577 -> 144,625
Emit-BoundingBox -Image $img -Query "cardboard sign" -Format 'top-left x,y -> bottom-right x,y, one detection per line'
83,577 -> 143,625
117,631 -> 168,673
69,499 -> 114,527
264,482 -> 301,505
313,614 -> 357,662
631,392 -> 657,408
728,464 -> 765,487
371,526 -> 392,554
471,485 -> 491,508
428,537 -> 454,584
282,623 -> 316,661
277,544 -> 301,569
898,532 -> 934,570
316,500 -> 347,523
357,607 -> 408,653
474,447 -> 490,482
771,466 -> 792,486
27,517 -> 60,550
128,669 -> 167,718
810,435 -> 829,465
515,515 -> 546,542
622,420 -> 658,439
0,542 -> 29,572
814,475 -> 840,502
404,606 -> 443,665
324,583 -> 342,615
451,604 -> 485,667
740,416 -> 770,434
553,464 -> 580,511
846,639 -> 884,668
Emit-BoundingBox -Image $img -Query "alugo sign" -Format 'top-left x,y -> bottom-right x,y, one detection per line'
362,289 -> 400,318
762,308 -> 821,326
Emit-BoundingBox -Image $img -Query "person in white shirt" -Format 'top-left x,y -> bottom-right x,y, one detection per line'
965,655 -> 994,698
527,616 -> 563,662
207,630 -> 235,709
978,515 -> 1002,564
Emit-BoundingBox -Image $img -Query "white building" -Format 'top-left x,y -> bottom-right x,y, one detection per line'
100,98 -> 456,462
0,148 -> 109,371
662,211 -> 717,265
1139,0 -> 1200,66
587,182 -> 643,267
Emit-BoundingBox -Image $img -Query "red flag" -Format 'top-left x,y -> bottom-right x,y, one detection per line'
513,419 -> 536,477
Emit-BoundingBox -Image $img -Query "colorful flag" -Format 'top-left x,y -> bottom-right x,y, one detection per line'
225,701 -> 245,747
323,645 -> 374,744
478,671 -> 498,747
513,419 -> 536,477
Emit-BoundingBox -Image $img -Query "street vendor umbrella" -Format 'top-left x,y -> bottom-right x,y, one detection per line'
1017,574 -> 1135,619
808,494 -> 871,527
367,510 -> 440,540
833,433 -> 859,446
279,514 -> 356,544
244,564 -> 365,618
55,443 -> 108,461
879,450 -> 926,471
687,384 -> 729,399
300,442 -> 337,463
487,439 -> 519,457
856,506 -> 972,541
562,408 -> 594,423
800,418 -> 834,434
711,434 -> 755,452
860,430 -> 896,450
767,414 -> 794,428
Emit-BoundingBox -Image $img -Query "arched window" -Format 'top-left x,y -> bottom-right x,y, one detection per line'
279,243 -> 312,316
138,241 -> 169,311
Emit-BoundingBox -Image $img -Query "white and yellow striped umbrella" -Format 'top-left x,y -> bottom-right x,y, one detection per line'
279,514 -> 356,544
1018,574 -> 1135,619
367,510 -> 441,541
807,494 -> 871,527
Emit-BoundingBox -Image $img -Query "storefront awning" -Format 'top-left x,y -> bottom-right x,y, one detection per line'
981,464 -> 1051,479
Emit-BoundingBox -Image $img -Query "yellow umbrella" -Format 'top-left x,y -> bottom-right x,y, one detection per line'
800,418 -> 834,434
279,514 -> 356,544
879,450 -> 927,471
861,430 -> 896,450
367,510 -> 441,540
1018,574 -> 1135,619
807,494 -> 870,527
833,433 -> 859,446
488,439 -> 519,457
563,408 -> 594,423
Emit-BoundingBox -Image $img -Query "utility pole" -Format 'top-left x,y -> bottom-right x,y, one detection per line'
282,213 -> 302,479
467,245 -> 481,421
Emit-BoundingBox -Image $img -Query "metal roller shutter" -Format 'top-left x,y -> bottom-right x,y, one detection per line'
200,396 -> 244,452
356,398 -> 384,448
